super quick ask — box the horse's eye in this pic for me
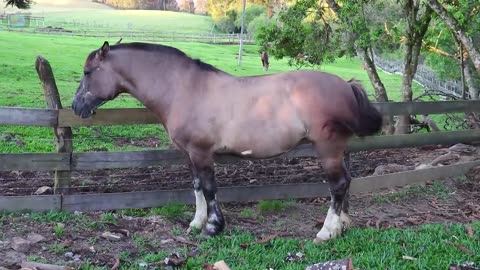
[84,70,91,76]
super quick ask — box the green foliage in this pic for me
[255,0,402,69]
[235,4,266,32]
[422,0,480,84]
[214,4,267,34]
[4,0,32,9]
[247,12,269,35]
[215,15,238,33]
[255,0,340,68]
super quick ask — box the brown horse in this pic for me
[72,41,382,243]
[261,51,269,71]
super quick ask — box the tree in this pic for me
[4,0,32,9]
[179,0,195,13]
[394,0,433,134]
[195,0,208,14]
[427,0,480,76]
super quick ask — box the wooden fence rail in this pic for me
[1,129,479,172]
[2,99,480,127]
[1,160,479,212]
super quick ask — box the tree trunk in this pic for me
[395,1,433,134]
[356,47,394,134]
[427,0,480,75]
[464,62,479,100]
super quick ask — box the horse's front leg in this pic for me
[188,152,225,236]
[188,167,208,231]
[314,157,352,243]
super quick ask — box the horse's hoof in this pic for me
[313,237,327,244]
[189,218,206,231]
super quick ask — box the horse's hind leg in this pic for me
[188,150,225,236]
[314,141,352,243]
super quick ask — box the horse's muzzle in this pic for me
[72,95,105,119]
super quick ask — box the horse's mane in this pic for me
[90,42,222,73]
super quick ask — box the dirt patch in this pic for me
[3,145,478,196]
[1,175,479,268]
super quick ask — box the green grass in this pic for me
[5,208,479,269]
[72,222,480,270]
[0,31,420,154]
[150,203,188,220]
[1,0,215,33]
[257,199,290,214]
[373,181,450,204]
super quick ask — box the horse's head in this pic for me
[72,41,122,118]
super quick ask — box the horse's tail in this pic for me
[348,79,383,137]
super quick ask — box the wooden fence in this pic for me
[0,56,480,212]
[373,53,463,98]
[5,27,255,44]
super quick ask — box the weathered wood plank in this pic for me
[62,183,332,211]
[71,129,480,170]
[62,189,194,211]
[36,56,74,194]
[348,129,480,152]
[373,100,480,116]
[72,149,187,170]
[0,195,61,211]
[350,160,480,194]
[0,153,70,171]
[62,160,480,211]
[57,100,480,127]
[58,108,159,127]
[0,107,57,126]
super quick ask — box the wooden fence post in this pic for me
[35,56,73,194]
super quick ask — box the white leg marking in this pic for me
[314,207,343,243]
[189,190,207,230]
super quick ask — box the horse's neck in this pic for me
[118,53,181,123]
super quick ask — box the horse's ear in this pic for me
[99,41,110,59]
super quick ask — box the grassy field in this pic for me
[0,30,421,153]
[1,0,215,33]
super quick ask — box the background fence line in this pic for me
[373,53,463,98]
[4,27,255,44]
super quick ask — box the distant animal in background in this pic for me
[261,51,269,71]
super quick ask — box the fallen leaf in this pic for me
[256,234,278,244]
[174,236,199,247]
[402,255,417,261]
[447,242,472,255]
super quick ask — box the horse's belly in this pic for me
[215,119,306,159]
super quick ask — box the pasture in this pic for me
[0,31,419,154]
[1,5,479,270]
